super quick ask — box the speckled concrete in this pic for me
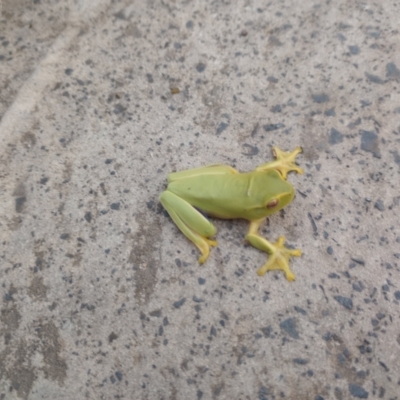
[1,1,400,399]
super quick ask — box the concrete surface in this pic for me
[1,0,400,399]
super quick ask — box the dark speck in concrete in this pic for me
[113,104,126,114]
[348,117,361,129]
[268,35,282,46]
[115,371,123,381]
[65,68,73,75]
[360,130,381,158]
[334,296,353,310]
[386,62,400,79]
[322,332,331,341]
[146,73,154,83]
[259,386,269,400]
[352,282,363,292]
[175,258,181,267]
[280,318,299,339]
[110,202,120,210]
[5,292,14,301]
[186,20,193,29]
[367,30,380,38]
[327,246,333,255]
[329,128,343,144]
[173,298,186,308]
[337,353,346,364]
[60,233,69,240]
[196,63,206,72]
[146,201,155,210]
[216,122,229,135]
[84,211,92,222]
[105,159,113,164]
[114,10,126,19]
[312,93,329,103]
[308,212,318,234]
[108,332,118,343]
[149,309,161,317]
[360,99,371,107]
[348,45,360,55]
[348,383,368,398]
[365,72,384,84]
[293,358,308,365]
[263,123,284,132]
[15,196,27,213]
[294,306,307,315]
[198,277,206,285]
[325,108,335,116]
[392,150,400,166]
[260,326,272,338]
[351,258,365,266]
[374,199,384,211]
[315,396,325,400]
[376,312,385,320]
[394,291,400,300]
[378,362,388,374]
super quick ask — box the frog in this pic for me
[159,146,303,281]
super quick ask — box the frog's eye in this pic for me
[266,199,279,209]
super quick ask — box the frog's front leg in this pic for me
[256,146,303,179]
[245,219,302,281]
[160,191,217,263]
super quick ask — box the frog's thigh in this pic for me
[160,191,217,263]
[160,191,216,237]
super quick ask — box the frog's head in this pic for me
[261,170,295,217]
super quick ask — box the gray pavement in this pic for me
[1,0,400,399]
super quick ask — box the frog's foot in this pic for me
[271,146,303,179]
[255,146,303,179]
[198,239,218,264]
[256,236,302,281]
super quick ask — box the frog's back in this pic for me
[167,170,291,220]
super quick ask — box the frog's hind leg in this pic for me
[245,218,302,281]
[160,191,217,264]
